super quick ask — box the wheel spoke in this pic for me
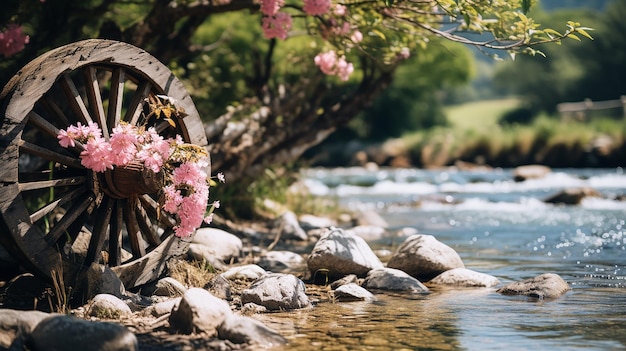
[135,200,161,247]
[59,74,93,125]
[30,186,86,223]
[45,193,95,245]
[82,66,109,139]
[19,176,86,191]
[123,198,146,258]
[19,140,83,169]
[108,200,123,266]
[125,81,152,126]
[40,96,71,127]
[27,111,61,139]
[107,68,125,128]
[84,197,114,265]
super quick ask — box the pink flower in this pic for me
[57,129,75,148]
[351,30,363,43]
[110,124,139,165]
[262,12,292,40]
[0,24,29,57]
[303,0,331,16]
[314,50,338,75]
[335,56,354,81]
[80,138,114,172]
[260,0,284,15]
[172,162,206,185]
[217,172,226,183]
[333,4,347,16]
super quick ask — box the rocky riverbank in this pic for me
[1,201,576,351]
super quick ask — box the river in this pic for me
[260,167,626,351]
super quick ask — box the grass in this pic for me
[444,97,521,130]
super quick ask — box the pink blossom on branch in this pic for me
[303,0,331,16]
[314,50,354,81]
[260,0,284,16]
[261,12,292,40]
[0,24,29,57]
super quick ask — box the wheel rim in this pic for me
[0,39,208,289]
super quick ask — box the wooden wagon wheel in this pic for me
[0,39,208,290]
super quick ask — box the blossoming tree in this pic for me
[1,0,591,186]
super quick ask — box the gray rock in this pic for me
[429,268,500,287]
[241,273,310,311]
[87,294,132,318]
[207,274,232,301]
[387,234,464,281]
[217,314,287,347]
[257,251,305,273]
[26,315,137,351]
[187,243,226,270]
[143,297,181,317]
[334,283,376,302]
[153,277,187,297]
[363,268,429,293]
[169,288,232,335]
[346,225,386,242]
[298,214,337,231]
[85,263,126,300]
[329,274,359,289]
[275,211,308,241]
[191,227,242,263]
[221,264,267,281]
[0,310,51,349]
[352,209,389,228]
[307,228,384,280]
[497,273,570,299]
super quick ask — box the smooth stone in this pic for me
[298,214,337,231]
[274,211,308,241]
[429,268,500,287]
[334,283,376,302]
[256,251,305,273]
[142,277,187,297]
[191,227,242,263]
[221,264,267,281]
[307,228,384,280]
[27,315,137,351]
[387,234,465,281]
[0,310,51,349]
[497,273,570,299]
[87,294,132,318]
[217,314,287,347]
[329,274,360,290]
[169,288,232,335]
[362,268,429,293]
[352,209,389,228]
[143,297,181,317]
[206,274,232,300]
[346,225,386,242]
[241,273,310,311]
[187,243,226,270]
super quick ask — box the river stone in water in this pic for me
[241,273,310,311]
[363,268,429,293]
[0,310,51,349]
[87,294,132,318]
[429,268,500,287]
[497,273,570,299]
[169,288,232,335]
[307,228,384,280]
[334,283,376,302]
[387,234,464,281]
[27,315,137,351]
[217,314,287,347]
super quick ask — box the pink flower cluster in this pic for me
[314,50,354,81]
[0,24,29,57]
[303,0,331,16]
[58,122,217,238]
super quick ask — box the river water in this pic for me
[261,167,626,351]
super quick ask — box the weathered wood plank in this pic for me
[18,176,86,191]
[84,197,113,265]
[83,66,109,139]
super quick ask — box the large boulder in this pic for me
[387,234,464,281]
[307,228,384,280]
[497,273,570,299]
[241,273,310,311]
[0,310,51,349]
[26,315,137,351]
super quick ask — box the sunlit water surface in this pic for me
[261,168,626,351]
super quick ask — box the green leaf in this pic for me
[576,28,594,40]
[371,29,387,40]
[463,13,470,26]
[522,0,531,14]
[384,0,394,6]
[567,33,581,41]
